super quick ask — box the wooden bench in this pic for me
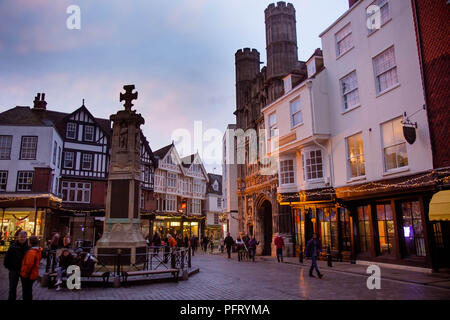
[121,269,179,286]
[47,271,110,288]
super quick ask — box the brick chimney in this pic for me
[33,92,47,110]
[349,0,358,8]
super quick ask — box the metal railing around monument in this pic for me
[44,245,192,277]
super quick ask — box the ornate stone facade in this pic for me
[234,2,307,257]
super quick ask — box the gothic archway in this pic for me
[258,200,273,256]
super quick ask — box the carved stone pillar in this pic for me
[95,85,147,266]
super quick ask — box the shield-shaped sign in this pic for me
[403,125,416,144]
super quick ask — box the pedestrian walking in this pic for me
[224,233,234,259]
[190,235,196,256]
[274,233,285,263]
[219,237,225,254]
[248,236,259,262]
[20,235,42,300]
[210,236,214,253]
[184,235,189,248]
[3,231,29,300]
[202,235,209,253]
[55,249,76,291]
[305,233,323,279]
[236,236,245,262]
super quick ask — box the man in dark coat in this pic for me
[152,232,161,253]
[305,233,323,278]
[224,233,234,259]
[3,231,29,300]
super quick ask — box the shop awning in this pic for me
[429,190,450,221]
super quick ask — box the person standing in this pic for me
[152,232,161,253]
[235,236,244,262]
[305,233,323,279]
[3,231,29,300]
[202,235,209,253]
[20,235,42,300]
[209,236,214,253]
[190,235,196,256]
[274,234,285,263]
[248,236,259,262]
[63,233,71,249]
[224,233,234,259]
[167,234,177,248]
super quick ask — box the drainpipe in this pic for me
[307,81,334,187]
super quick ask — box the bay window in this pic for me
[302,150,324,181]
[61,181,91,203]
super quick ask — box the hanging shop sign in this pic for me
[403,121,417,145]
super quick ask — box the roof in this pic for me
[318,0,361,37]
[0,106,65,127]
[0,105,111,137]
[153,143,174,159]
[207,173,222,195]
[181,154,196,168]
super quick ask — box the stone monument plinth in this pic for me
[95,85,147,266]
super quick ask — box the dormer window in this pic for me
[66,122,77,139]
[212,180,219,191]
[166,153,175,165]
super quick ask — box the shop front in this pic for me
[281,172,444,269]
[0,193,62,251]
[281,190,351,260]
[142,213,203,243]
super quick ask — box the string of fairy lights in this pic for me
[277,170,450,202]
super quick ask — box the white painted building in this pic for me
[262,0,436,267]
[205,173,224,241]
[0,94,64,246]
[0,120,63,194]
[320,0,433,187]
[152,144,208,239]
[222,124,239,239]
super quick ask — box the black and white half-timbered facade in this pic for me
[139,132,157,226]
[0,94,158,248]
[54,103,112,246]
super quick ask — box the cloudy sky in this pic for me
[0,0,348,173]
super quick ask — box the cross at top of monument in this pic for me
[120,84,138,111]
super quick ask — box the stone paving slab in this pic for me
[270,256,450,288]
[1,252,449,300]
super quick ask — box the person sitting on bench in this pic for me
[78,252,97,277]
[55,249,77,291]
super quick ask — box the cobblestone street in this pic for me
[1,251,449,300]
